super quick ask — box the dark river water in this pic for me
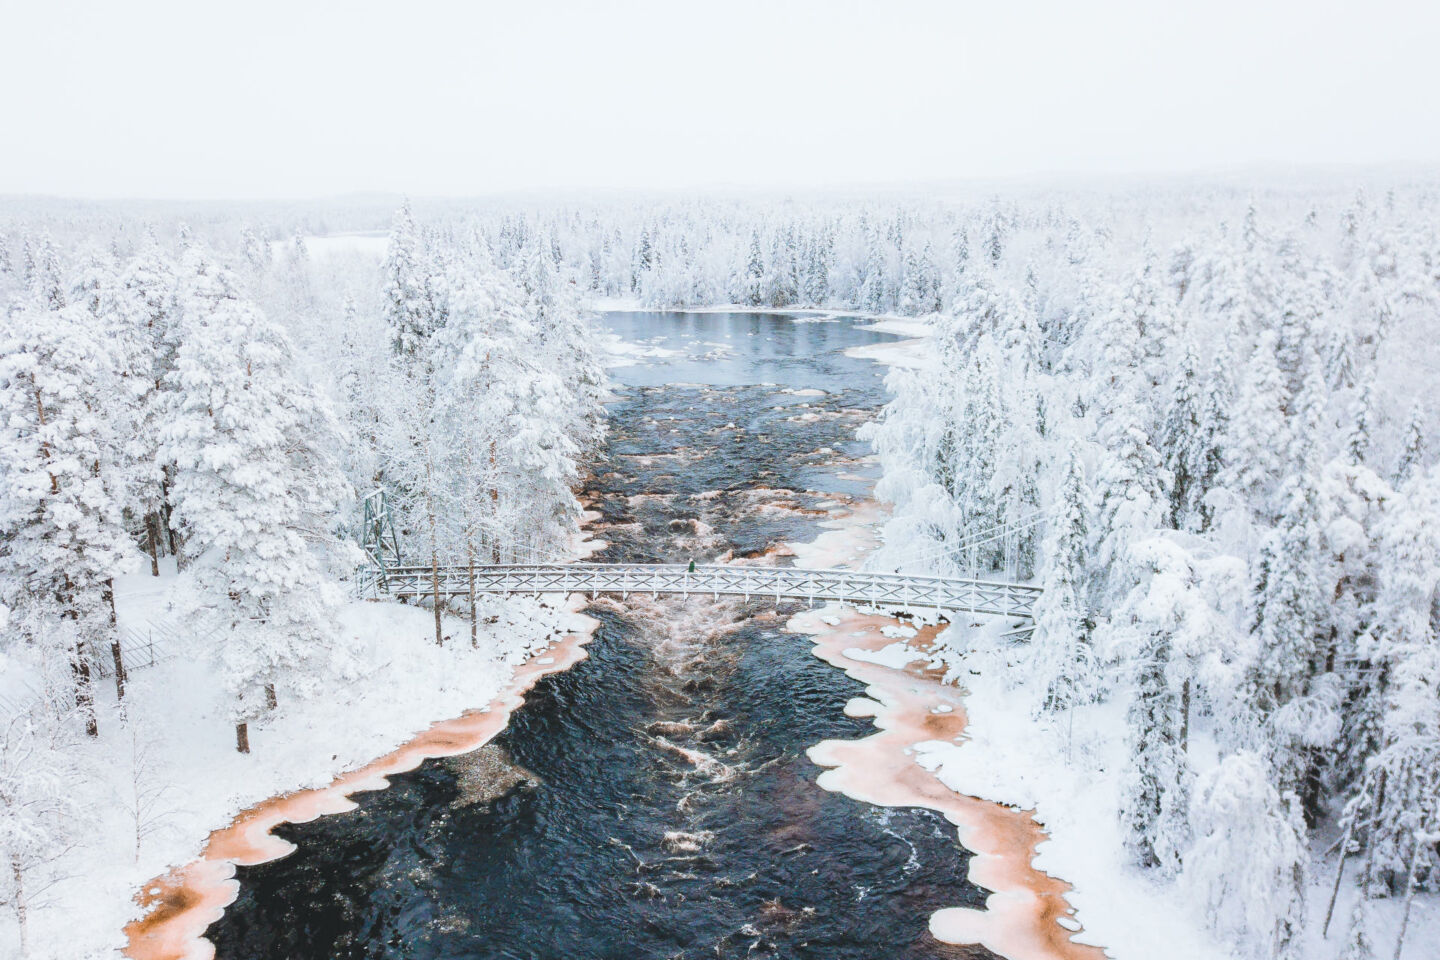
[208,312,996,960]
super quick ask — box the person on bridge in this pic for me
[687,559,696,573]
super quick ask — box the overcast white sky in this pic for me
[1,0,1437,199]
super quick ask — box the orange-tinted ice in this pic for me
[123,608,599,960]
[792,607,1108,960]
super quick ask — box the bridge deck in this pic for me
[363,563,1040,620]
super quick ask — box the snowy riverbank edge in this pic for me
[9,576,596,959]
[789,308,1436,960]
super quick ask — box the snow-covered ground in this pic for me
[906,617,1438,960]
[5,561,589,960]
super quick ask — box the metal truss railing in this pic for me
[364,562,1040,619]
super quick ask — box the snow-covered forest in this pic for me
[0,204,607,956]
[1,175,1437,959]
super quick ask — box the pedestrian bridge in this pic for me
[359,563,1041,620]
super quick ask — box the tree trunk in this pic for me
[1180,678,1191,753]
[468,546,478,648]
[235,722,250,754]
[161,469,180,563]
[425,429,443,647]
[73,641,97,737]
[11,854,27,959]
[105,578,127,701]
[110,640,127,701]
[264,683,277,711]
[145,512,161,576]
[489,440,501,564]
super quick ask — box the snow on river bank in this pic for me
[3,560,591,960]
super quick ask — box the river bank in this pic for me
[123,598,601,960]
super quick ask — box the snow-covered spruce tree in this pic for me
[1348,466,1440,898]
[1317,446,1392,792]
[1118,537,1238,756]
[1159,340,1203,529]
[1345,382,1373,466]
[763,231,797,308]
[1392,399,1427,486]
[1340,899,1374,960]
[1090,396,1168,605]
[1027,446,1097,714]
[518,241,608,458]
[1182,751,1307,960]
[383,201,436,358]
[31,236,65,311]
[0,304,134,737]
[1188,347,1234,532]
[1324,325,1357,391]
[1226,331,1290,518]
[859,237,888,315]
[1247,373,1339,816]
[162,252,350,753]
[432,267,528,640]
[1119,620,1190,875]
[742,231,765,307]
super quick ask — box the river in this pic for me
[205,310,998,960]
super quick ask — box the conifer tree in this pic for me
[1120,626,1190,875]
[743,231,765,307]
[33,236,65,311]
[0,305,134,737]
[1345,383,1373,465]
[1159,342,1202,528]
[384,202,435,357]
[1227,332,1290,517]
[1182,752,1307,960]
[1091,401,1168,601]
[1028,447,1096,712]
[1189,349,1233,531]
[162,252,349,753]
[1392,400,1426,486]
[860,239,887,314]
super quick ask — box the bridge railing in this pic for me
[363,562,1040,619]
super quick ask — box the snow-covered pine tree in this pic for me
[115,243,182,572]
[162,252,350,753]
[0,305,134,737]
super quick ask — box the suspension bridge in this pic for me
[358,562,1042,619]
[356,493,1043,621]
